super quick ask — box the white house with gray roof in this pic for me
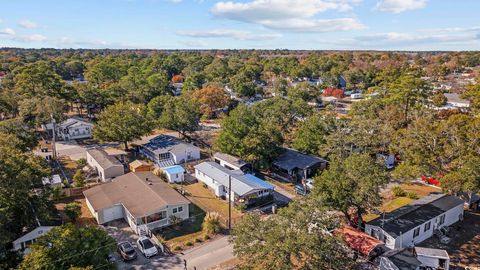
[194,161,274,206]
[86,148,124,182]
[365,193,464,250]
[44,117,94,141]
[138,135,200,168]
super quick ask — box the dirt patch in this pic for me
[420,210,480,269]
[54,196,96,227]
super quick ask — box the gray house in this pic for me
[271,148,327,182]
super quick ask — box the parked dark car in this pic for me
[117,241,137,261]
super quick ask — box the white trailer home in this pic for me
[365,193,464,250]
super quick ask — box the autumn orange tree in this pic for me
[172,74,184,83]
[192,85,229,118]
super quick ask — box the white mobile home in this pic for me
[194,161,274,206]
[138,135,200,168]
[365,193,464,249]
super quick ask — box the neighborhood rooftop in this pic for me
[86,148,122,168]
[83,171,190,218]
[414,247,449,259]
[273,148,327,171]
[213,152,248,169]
[142,135,195,156]
[194,161,273,196]
[368,193,464,238]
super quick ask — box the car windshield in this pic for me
[120,243,133,251]
[141,239,154,249]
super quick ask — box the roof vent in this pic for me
[148,182,153,185]
[145,178,149,182]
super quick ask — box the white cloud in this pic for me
[17,20,38,29]
[375,0,426,13]
[261,18,364,32]
[0,27,15,35]
[211,0,364,32]
[176,29,282,40]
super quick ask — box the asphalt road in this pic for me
[108,222,234,270]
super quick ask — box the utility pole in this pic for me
[228,174,232,230]
[51,114,57,160]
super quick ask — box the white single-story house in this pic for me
[194,161,274,206]
[83,172,190,234]
[42,174,62,188]
[365,193,464,249]
[86,148,124,182]
[213,152,252,172]
[43,117,94,141]
[12,226,56,254]
[138,135,200,168]
[162,165,185,183]
[415,247,450,270]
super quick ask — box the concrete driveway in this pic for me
[105,222,234,270]
[55,140,120,161]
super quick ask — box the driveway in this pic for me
[106,222,234,270]
[55,140,120,161]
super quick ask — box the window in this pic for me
[438,214,445,225]
[424,221,431,232]
[413,227,420,238]
[145,210,167,223]
[173,206,184,214]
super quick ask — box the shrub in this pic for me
[51,186,63,200]
[203,234,210,241]
[195,238,202,243]
[64,202,81,222]
[185,241,193,246]
[202,212,222,234]
[173,246,182,251]
[406,192,418,199]
[76,158,87,168]
[202,183,208,189]
[235,203,246,212]
[392,186,406,197]
[73,169,85,188]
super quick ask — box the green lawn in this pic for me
[157,204,206,246]
[364,197,414,222]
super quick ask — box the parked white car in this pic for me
[137,236,158,258]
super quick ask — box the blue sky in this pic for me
[0,0,479,50]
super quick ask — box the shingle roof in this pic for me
[87,148,122,169]
[83,172,190,218]
[368,193,464,238]
[194,162,273,196]
[272,148,327,171]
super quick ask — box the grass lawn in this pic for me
[160,204,206,246]
[364,182,440,222]
[183,182,243,225]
